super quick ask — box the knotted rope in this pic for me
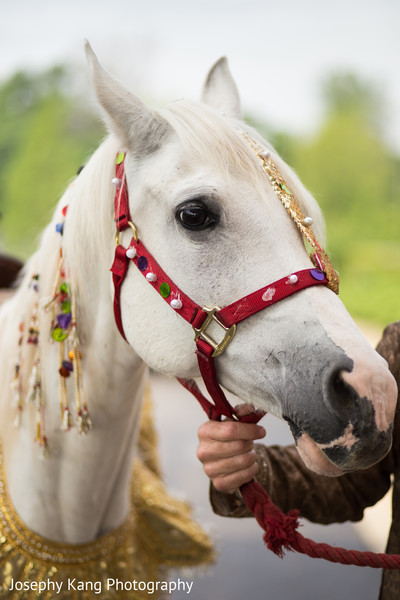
[240,479,400,568]
[231,404,400,569]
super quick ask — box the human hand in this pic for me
[197,412,266,494]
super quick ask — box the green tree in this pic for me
[292,73,400,325]
[0,66,103,256]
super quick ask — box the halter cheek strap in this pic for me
[110,149,335,423]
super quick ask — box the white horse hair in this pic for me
[0,43,396,546]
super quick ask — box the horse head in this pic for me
[85,42,397,478]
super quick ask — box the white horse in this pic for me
[0,42,396,555]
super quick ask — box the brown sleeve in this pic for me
[210,443,393,522]
[211,322,400,523]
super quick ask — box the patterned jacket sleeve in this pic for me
[210,322,400,523]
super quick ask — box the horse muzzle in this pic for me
[283,362,397,476]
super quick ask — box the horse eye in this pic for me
[177,202,216,230]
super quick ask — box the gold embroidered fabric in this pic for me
[0,393,214,598]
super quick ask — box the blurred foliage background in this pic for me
[0,65,398,326]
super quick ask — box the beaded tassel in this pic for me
[45,243,91,435]
[27,291,47,454]
[54,202,90,434]
[15,204,91,452]
[45,249,73,432]
[25,282,48,455]
[58,342,71,431]
[11,322,25,427]
[70,291,91,434]
[27,348,47,458]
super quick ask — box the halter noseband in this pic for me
[110,137,339,423]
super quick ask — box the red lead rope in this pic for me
[111,152,400,569]
[184,350,400,568]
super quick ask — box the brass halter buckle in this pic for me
[193,307,237,357]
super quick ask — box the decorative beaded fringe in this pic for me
[12,205,91,455]
[44,249,92,436]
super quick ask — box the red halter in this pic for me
[110,151,330,423]
[110,149,400,570]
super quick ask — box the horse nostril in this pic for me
[332,370,351,400]
[326,368,359,413]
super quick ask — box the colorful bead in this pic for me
[52,327,67,342]
[159,282,171,298]
[62,360,73,371]
[60,282,70,295]
[116,152,125,165]
[280,183,291,195]
[30,274,39,292]
[56,313,71,329]
[310,269,325,281]
[59,366,71,378]
[126,247,137,259]
[61,300,71,314]
[170,298,182,310]
[55,223,64,235]
[138,256,148,271]
[262,288,276,302]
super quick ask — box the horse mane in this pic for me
[160,100,326,244]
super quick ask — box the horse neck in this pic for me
[1,138,148,543]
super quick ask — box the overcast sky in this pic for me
[2,0,400,150]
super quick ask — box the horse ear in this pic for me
[202,57,242,120]
[84,40,170,155]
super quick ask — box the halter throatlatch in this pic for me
[110,136,400,569]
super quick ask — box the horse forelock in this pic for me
[161,101,269,180]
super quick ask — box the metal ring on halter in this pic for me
[115,221,138,247]
[193,307,237,358]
